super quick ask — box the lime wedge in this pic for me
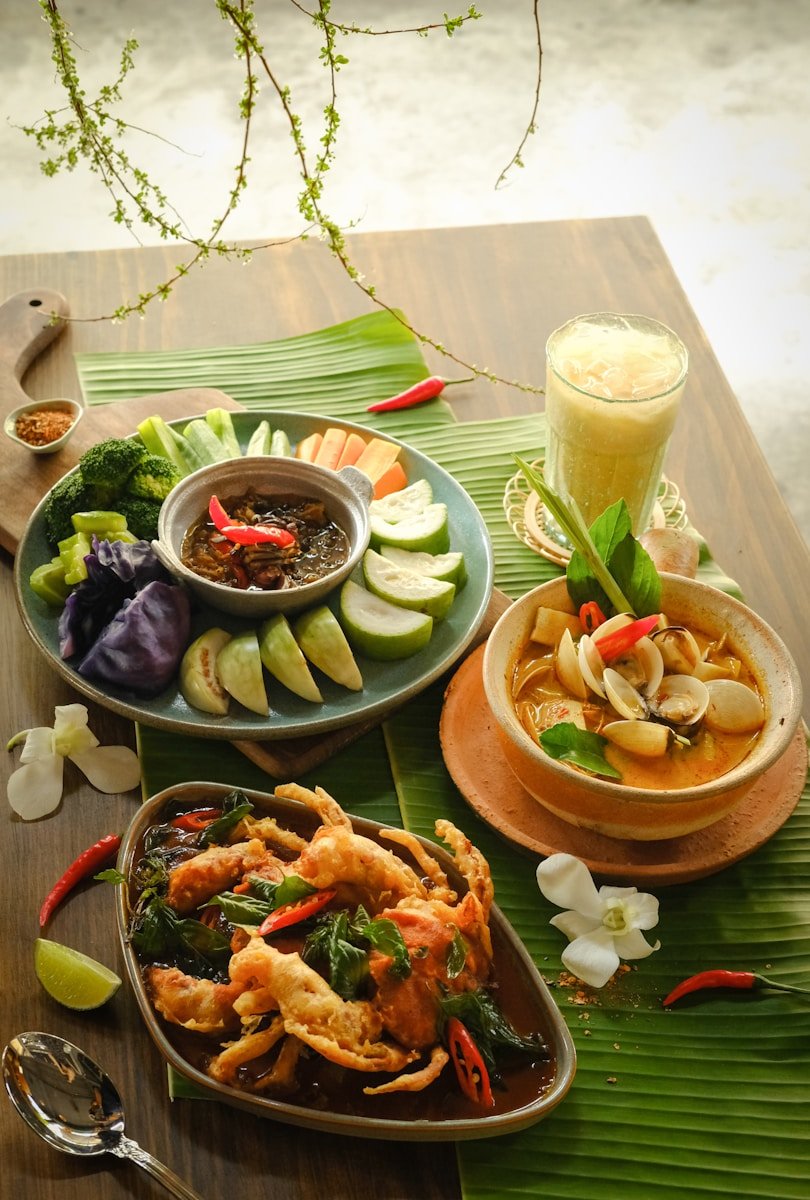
[34,938,122,1011]
[362,548,456,619]
[369,503,450,555]
[339,580,433,660]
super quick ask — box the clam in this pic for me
[649,674,709,737]
[603,668,648,720]
[578,634,607,698]
[704,679,765,734]
[609,636,664,698]
[651,625,701,675]
[603,720,673,758]
[554,627,587,699]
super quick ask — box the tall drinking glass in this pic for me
[544,312,688,543]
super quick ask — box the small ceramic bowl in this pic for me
[153,456,373,617]
[3,397,83,455]
[483,575,803,841]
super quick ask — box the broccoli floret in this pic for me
[126,454,182,502]
[114,498,163,542]
[79,438,147,501]
[43,472,96,545]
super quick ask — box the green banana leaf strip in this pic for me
[97,315,806,1195]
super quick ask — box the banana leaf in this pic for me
[90,314,808,1196]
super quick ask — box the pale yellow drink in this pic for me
[544,313,688,538]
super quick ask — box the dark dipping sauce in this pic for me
[181,489,350,591]
[128,804,559,1126]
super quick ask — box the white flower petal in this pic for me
[7,757,64,820]
[624,892,660,931]
[54,704,98,757]
[550,910,602,941]
[536,853,603,920]
[69,746,141,794]
[599,885,640,902]
[615,927,661,960]
[561,927,620,988]
[19,727,56,763]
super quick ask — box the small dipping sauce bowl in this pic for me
[4,397,84,455]
[153,456,373,618]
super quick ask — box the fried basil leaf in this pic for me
[439,988,549,1077]
[199,791,254,846]
[446,926,468,980]
[303,910,370,1000]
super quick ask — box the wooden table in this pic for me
[1,218,807,1199]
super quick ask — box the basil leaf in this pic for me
[199,790,253,846]
[539,721,622,779]
[361,917,412,980]
[446,927,467,980]
[439,988,549,1075]
[272,874,316,908]
[303,911,370,999]
[95,867,126,885]
[206,891,273,925]
[566,498,661,617]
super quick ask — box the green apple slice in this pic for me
[369,503,450,555]
[362,548,455,619]
[369,478,433,523]
[293,606,363,691]
[259,614,323,703]
[215,632,269,715]
[339,580,433,661]
[378,545,467,591]
[180,627,233,715]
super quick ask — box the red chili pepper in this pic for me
[446,1017,494,1107]
[257,889,337,937]
[39,833,122,928]
[663,969,810,1007]
[366,375,474,413]
[171,808,221,833]
[579,601,607,634]
[208,495,296,548]
[594,613,661,662]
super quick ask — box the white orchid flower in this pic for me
[7,703,141,821]
[536,853,661,988]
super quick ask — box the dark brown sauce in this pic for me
[128,802,558,1124]
[181,490,349,591]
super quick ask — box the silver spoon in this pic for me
[3,1031,203,1200]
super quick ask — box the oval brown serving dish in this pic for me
[116,781,576,1141]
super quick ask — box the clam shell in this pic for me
[649,673,709,736]
[554,627,587,699]
[608,636,664,698]
[704,679,765,734]
[603,668,648,720]
[651,625,701,675]
[603,720,672,758]
[578,634,607,698]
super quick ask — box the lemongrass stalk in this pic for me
[514,455,634,614]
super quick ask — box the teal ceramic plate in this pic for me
[14,411,493,740]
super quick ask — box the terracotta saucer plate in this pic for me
[440,645,808,886]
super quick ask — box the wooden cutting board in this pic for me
[2,287,511,778]
[0,287,241,556]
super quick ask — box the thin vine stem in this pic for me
[25,0,543,395]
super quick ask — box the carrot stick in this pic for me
[296,432,323,462]
[314,427,348,470]
[373,461,408,499]
[335,431,368,470]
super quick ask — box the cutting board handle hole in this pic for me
[29,299,43,308]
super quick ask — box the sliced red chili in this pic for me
[594,613,660,662]
[220,522,296,547]
[579,601,607,634]
[39,833,122,928]
[446,1017,494,1107]
[208,494,296,547]
[171,808,221,833]
[366,375,474,413]
[257,889,337,936]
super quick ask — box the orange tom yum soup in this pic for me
[511,607,766,790]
